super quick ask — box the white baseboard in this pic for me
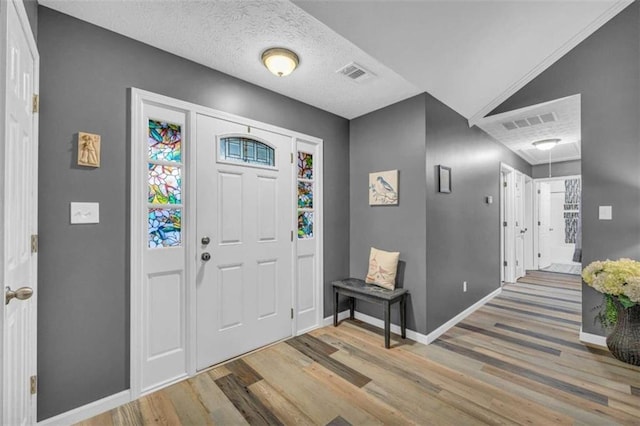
[322,286,502,346]
[579,327,607,348]
[37,389,131,425]
[425,287,502,344]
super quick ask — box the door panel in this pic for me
[514,172,525,279]
[196,114,293,370]
[2,1,38,424]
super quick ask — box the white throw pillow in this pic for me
[365,247,400,290]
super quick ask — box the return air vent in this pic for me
[501,112,557,131]
[336,62,375,83]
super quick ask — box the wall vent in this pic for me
[337,62,375,83]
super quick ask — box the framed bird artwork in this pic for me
[369,170,399,205]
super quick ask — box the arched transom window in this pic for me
[219,136,275,167]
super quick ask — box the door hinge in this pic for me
[291,308,294,319]
[32,94,39,113]
[515,221,519,227]
[503,181,507,187]
[503,221,507,227]
[516,260,519,266]
[538,221,541,226]
[30,376,37,395]
[31,234,38,253]
[538,253,541,258]
[291,230,294,241]
[503,261,507,267]
[537,189,541,194]
[291,153,294,164]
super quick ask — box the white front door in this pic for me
[1,0,39,423]
[538,182,552,269]
[195,114,293,370]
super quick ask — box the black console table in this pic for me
[332,278,408,348]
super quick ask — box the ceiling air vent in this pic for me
[337,62,375,83]
[501,112,557,131]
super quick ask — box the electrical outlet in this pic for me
[463,281,467,292]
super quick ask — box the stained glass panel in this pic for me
[148,119,182,162]
[148,208,181,248]
[297,182,313,209]
[148,164,181,204]
[298,211,313,239]
[298,152,313,179]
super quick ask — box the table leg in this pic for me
[400,296,406,339]
[333,288,338,327]
[349,297,355,320]
[384,301,391,349]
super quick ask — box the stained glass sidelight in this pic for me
[148,164,181,204]
[148,208,181,248]
[148,119,182,162]
[298,211,313,239]
[297,152,313,179]
[297,181,313,209]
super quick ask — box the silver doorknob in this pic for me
[201,252,211,262]
[5,286,33,305]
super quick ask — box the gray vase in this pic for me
[606,298,640,366]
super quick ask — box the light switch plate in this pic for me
[70,202,100,224]
[599,205,612,220]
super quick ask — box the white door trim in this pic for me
[130,88,323,401]
[532,175,581,270]
[1,0,39,422]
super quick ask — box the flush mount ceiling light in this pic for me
[261,48,299,77]
[532,138,560,151]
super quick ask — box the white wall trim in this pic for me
[37,390,131,426]
[425,287,502,343]
[579,327,607,348]
[467,0,633,127]
[323,286,501,345]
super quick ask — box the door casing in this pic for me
[130,88,324,399]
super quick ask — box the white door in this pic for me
[1,0,39,424]
[514,172,525,279]
[196,114,293,370]
[538,182,552,269]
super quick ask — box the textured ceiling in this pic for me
[39,0,630,124]
[295,0,630,123]
[475,95,581,165]
[39,0,420,119]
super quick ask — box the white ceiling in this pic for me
[39,0,630,126]
[475,94,581,165]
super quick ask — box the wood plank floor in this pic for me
[77,271,640,425]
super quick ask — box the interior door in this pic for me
[538,182,552,269]
[514,172,525,279]
[196,114,293,370]
[2,0,39,424]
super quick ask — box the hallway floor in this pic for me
[78,271,640,425]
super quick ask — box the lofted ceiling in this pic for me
[38,0,631,124]
[475,95,581,165]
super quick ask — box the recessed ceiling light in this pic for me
[532,138,560,151]
[261,48,299,77]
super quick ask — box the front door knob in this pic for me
[201,252,211,262]
[5,286,33,305]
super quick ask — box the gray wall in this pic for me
[349,94,428,333]
[490,2,639,336]
[23,0,37,40]
[425,93,531,333]
[532,160,581,179]
[37,7,349,420]
[349,93,531,335]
